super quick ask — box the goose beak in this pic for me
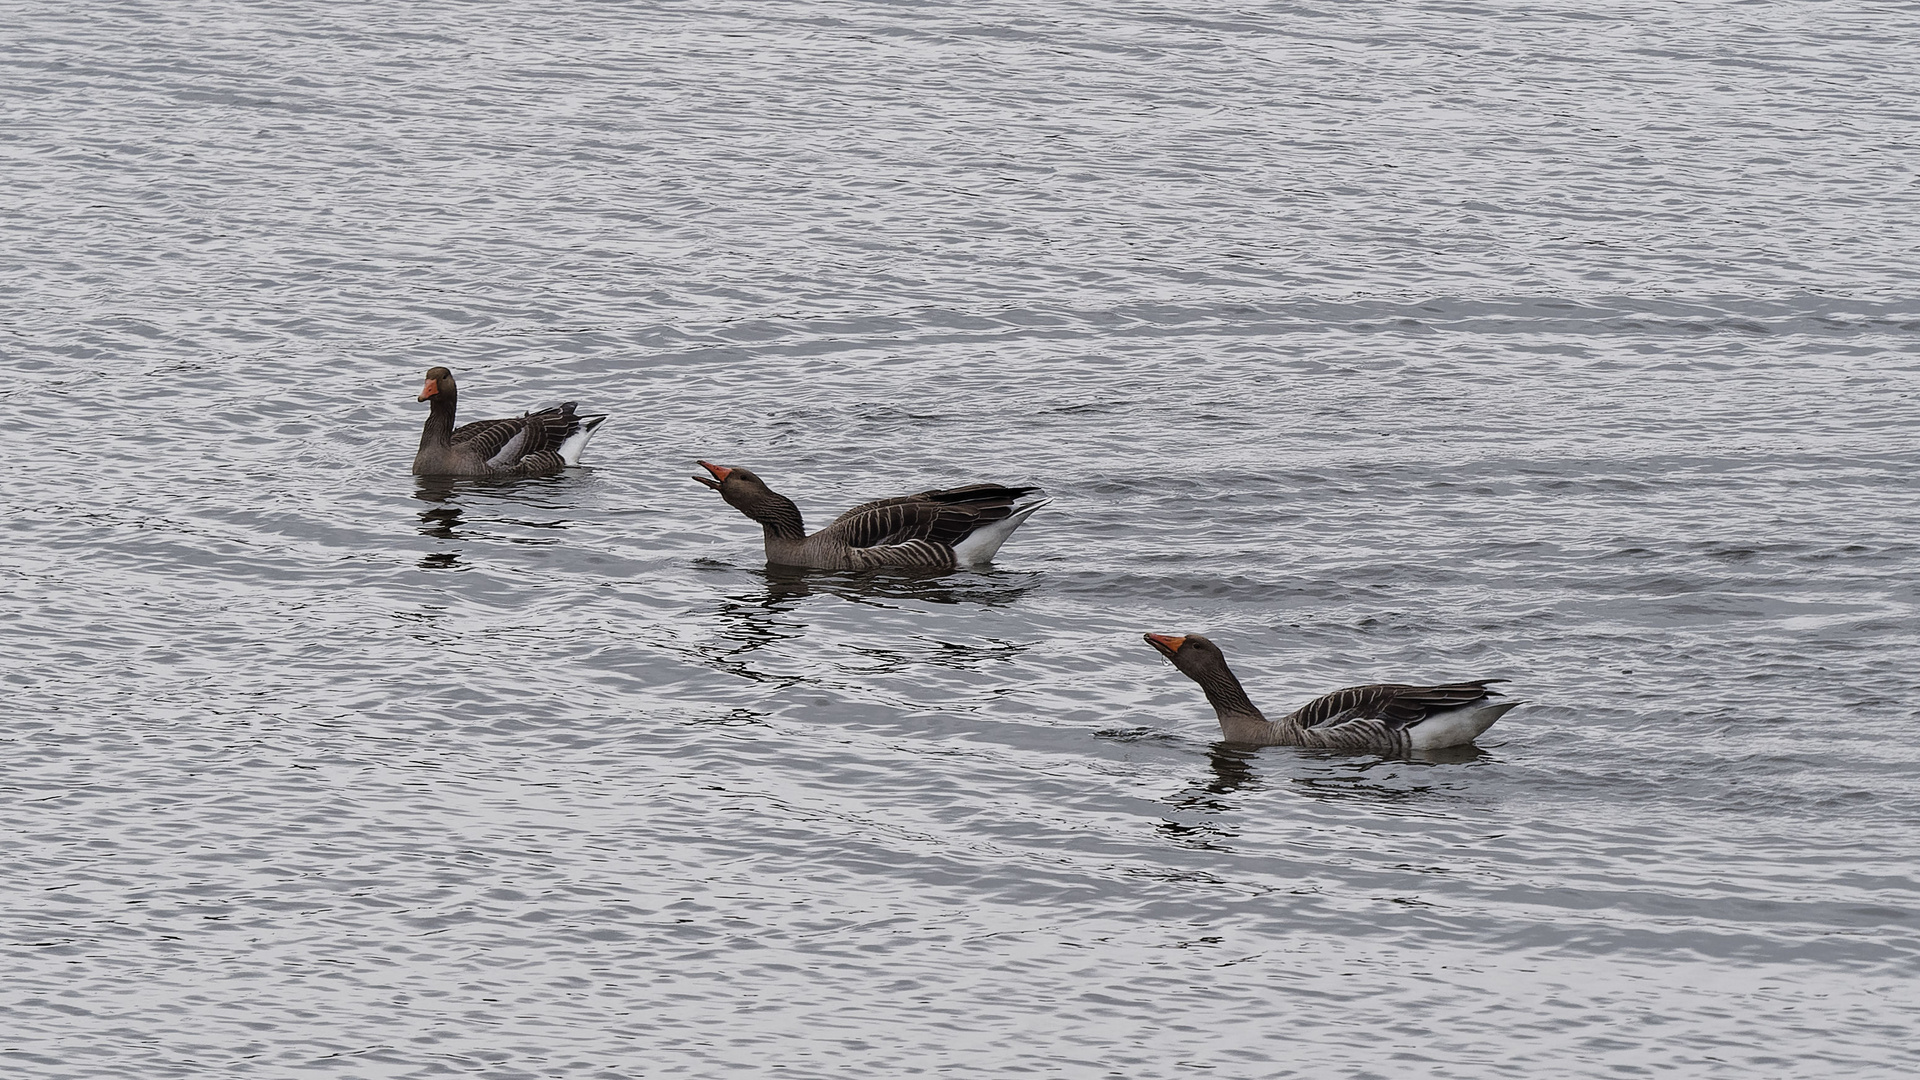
[693,460,731,489]
[1143,633,1187,657]
[417,380,439,402]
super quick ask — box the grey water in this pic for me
[4,2,1918,1076]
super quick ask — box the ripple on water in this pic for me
[5,1,1920,1077]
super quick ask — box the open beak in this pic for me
[1143,633,1187,658]
[692,460,732,490]
[417,380,439,402]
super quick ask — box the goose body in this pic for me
[412,366,607,478]
[694,460,1046,571]
[1143,633,1518,752]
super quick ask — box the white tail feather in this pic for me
[952,499,1048,565]
[559,414,607,467]
[1409,700,1521,750]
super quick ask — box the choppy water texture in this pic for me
[5,2,1919,1077]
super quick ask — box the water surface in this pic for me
[4,2,1918,1077]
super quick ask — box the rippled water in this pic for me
[5,2,1919,1077]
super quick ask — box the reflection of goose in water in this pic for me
[688,565,1039,686]
[693,461,1046,571]
[1112,708,1287,856]
[701,589,809,686]
[412,476,579,542]
[413,475,462,506]
[1144,633,1519,753]
[756,565,1039,609]
[1284,750,1495,813]
[1153,745,1263,851]
[412,367,606,478]
[1155,742,1491,852]
[416,500,464,541]
[411,477,465,568]
[1200,744,1260,798]
[410,476,581,571]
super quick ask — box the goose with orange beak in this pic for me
[693,460,1046,571]
[412,366,606,477]
[1143,632,1519,752]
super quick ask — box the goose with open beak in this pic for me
[693,460,1047,571]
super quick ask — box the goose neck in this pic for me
[746,492,807,542]
[1195,661,1267,726]
[420,392,457,449]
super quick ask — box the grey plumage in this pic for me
[1143,632,1519,752]
[412,366,606,478]
[693,461,1046,571]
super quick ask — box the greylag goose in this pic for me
[412,366,606,477]
[693,461,1046,570]
[1143,633,1519,752]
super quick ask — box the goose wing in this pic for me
[821,480,1036,545]
[448,417,529,460]
[1290,680,1506,731]
[822,497,967,550]
[826,484,1041,550]
[450,403,582,465]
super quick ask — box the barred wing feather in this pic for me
[1291,680,1507,730]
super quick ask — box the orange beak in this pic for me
[1143,633,1187,657]
[417,380,439,402]
[693,460,732,490]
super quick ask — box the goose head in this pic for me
[1145,631,1267,724]
[417,366,457,403]
[1144,632,1228,681]
[692,460,799,524]
[692,459,757,500]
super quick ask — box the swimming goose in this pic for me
[693,461,1046,570]
[1143,633,1519,752]
[412,367,606,477]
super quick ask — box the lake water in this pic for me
[4,2,1918,1077]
